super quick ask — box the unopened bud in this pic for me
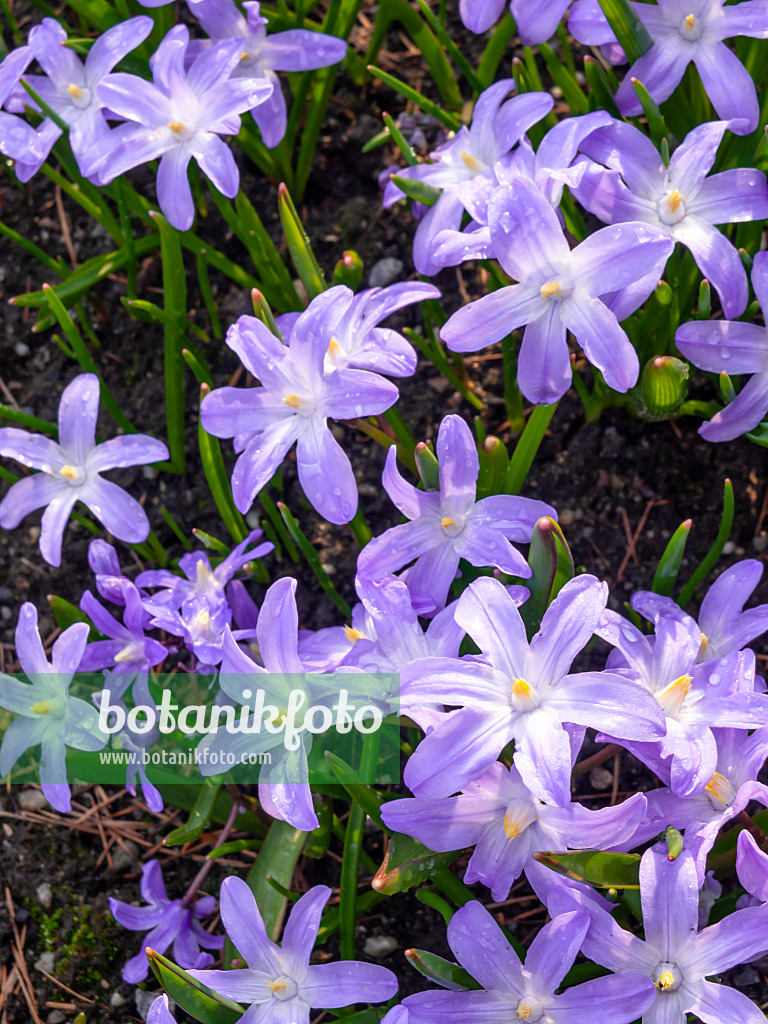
[637,355,689,421]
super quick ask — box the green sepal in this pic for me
[415,441,440,490]
[519,517,575,638]
[278,182,327,299]
[597,0,654,63]
[651,518,692,597]
[405,949,481,991]
[476,435,510,499]
[532,850,641,889]
[164,782,222,847]
[372,833,461,896]
[331,250,364,289]
[147,949,244,1024]
[719,371,736,404]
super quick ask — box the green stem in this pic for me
[339,729,380,959]
[505,402,558,495]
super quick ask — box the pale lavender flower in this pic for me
[91,25,273,230]
[188,877,397,1020]
[189,0,347,147]
[0,604,105,814]
[460,0,573,45]
[356,415,555,615]
[441,178,674,403]
[109,859,224,983]
[400,574,666,805]
[87,539,139,606]
[0,46,46,170]
[0,373,169,567]
[382,760,647,901]
[201,286,398,525]
[402,902,655,1024]
[7,16,153,180]
[383,80,553,275]
[574,119,768,318]
[569,0,768,132]
[549,843,768,1024]
[597,610,768,796]
[677,251,768,439]
[737,829,768,903]
[146,995,175,1024]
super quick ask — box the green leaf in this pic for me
[389,173,440,207]
[504,402,558,495]
[47,595,93,635]
[147,950,244,1024]
[242,820,308,948]
[372,833,462,896]
[651,518,692,597]
[366,65,461,130]
[533,850,641,889]
[630,78,668,150]
[476,436,510,500]
[597,0,654,63]
[325,750,389,829]
[405,949,481,991]
[164,783,222,847]
[520,517,575,637]
[198,385,250,545]
[278,183,327,299]
[381,112,418,166]
[278,504,351,618]
[539,42,589,114]
[677,479,734,607]
[151,210,187,474]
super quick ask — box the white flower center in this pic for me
[168,120,194,143]
[655,674,692,719]
[460,149,490,177]
[652,961,683,992]
[30,696,66,719]
[268,975,298,1002]
[679,12,703,40]
[510,677,542,713]
[114,640,145,664]
[282,393,316,417]
[59,464,86,487]
[704,770,736,809]
[67,82,92,109]
[516,995,544,1021]
[657,189,687,225]
[503,798,538,840]
[440,514,466,537]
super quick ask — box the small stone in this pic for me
[246,510,261,530]
[14,342,30,357]
[559,509,575,527]
[0,607,10,621]
[112,839,140,872]
[36,883,52,907]
[28,526,41,543]
[47,1011,66,1024]
[19,788,47,811]
[34,951,55,973]
[142,465,158,480]
[3,823,12,837]
[293,278,310,306]
[731,965,760,986]
[589,766,614,791]
[368,257,403,289]
[135,987,159,1020]
[722,540,736,555]
[101,978,111,990]
[752,533,768,552]
[0,586,13,601]
[110,991,126,1007]
[363,935,398,957]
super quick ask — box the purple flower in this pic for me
[441,179,674,403]
[91,25,273,230]
[357,415,556,615]
[737,829,768,903]
[574,119,768,318]
[189,0,347,147]
[570,0,768,133]
[109,859,224,983]
[7,16,153,180]
[0,374,169,567]
[0,604,105,814]
[460,0,572,45]
[382,760,647,901]
[0,46,46,170]
[402,901,655,1024]
[549,842,768,1024]
[597,609,768,796]
[188,877,398,1020]
[200,286,398,525]
[383,80,553,275]
[677,251,768,439]
[400,574,666,805]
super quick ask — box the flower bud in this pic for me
[635,355,689,421]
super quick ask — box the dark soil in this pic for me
[2,3,768,1022]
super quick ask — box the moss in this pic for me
[29,897,120,989]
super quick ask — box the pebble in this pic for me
[36,883,53,907]
[135,988,159,1020]
[47,1012,66,1024]
[14,342,30,357]
[28,526,41,543]
[142,465,158,480]
[363,935,398,957]
[559,509,575,527]
[753,533,768,552]
[368,257,403,288]
[0,587,12,602]
[731,965,760,986]
[19,788,47,811]
[246,510,261,530]
[110,991,126,1007]
[722,540,736,555]
[0,607,10,621]
[34,951,55,973]
[112,839,140,872]
[589,766,614,790]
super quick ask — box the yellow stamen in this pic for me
[705,771,732,807]
[656,674,692,717]
[460,150,481,173]
[67,83,82,99]
[684,13,696,29]
[241,51,249,61]
[282,394,301,408]
[503,812,521,840]
[191,609,211,631]
[516,997,540,1020]
[328,338,341,354]
[656,971,676,990]
[667,189,682,213]
[344,626,366,643]
[540,280,560,298]
[168,121,185,134]
[30,700,55,715]
[512,677,532,698]
[114,646,137,663]
[441,516,456,530]
[699,633,709,656]
[59,465,79,480]
[268,980,287,993]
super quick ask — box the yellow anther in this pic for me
[241,51,249,61]
[282,394,302,408]
[515,997,541,1020]
[328,338,341,354]
[460,150,482,173]
[30,700,55,715]
[667,189,682,213]
[684,13,696,28]
[503,812,521,840]
[512,677,532,697]
[441,516,456,530]
[168,121,185,134]
[67,83,82,99]
[699,633,709,655]
[114,645,137,663]
[656,971,676,991]
[344,626,366,643]
[656,674,692,717]
[60,465,79,480]
[540,280,560,298]
[705,771,733,807]
[191,609,211,631]
[268,980,287,993]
